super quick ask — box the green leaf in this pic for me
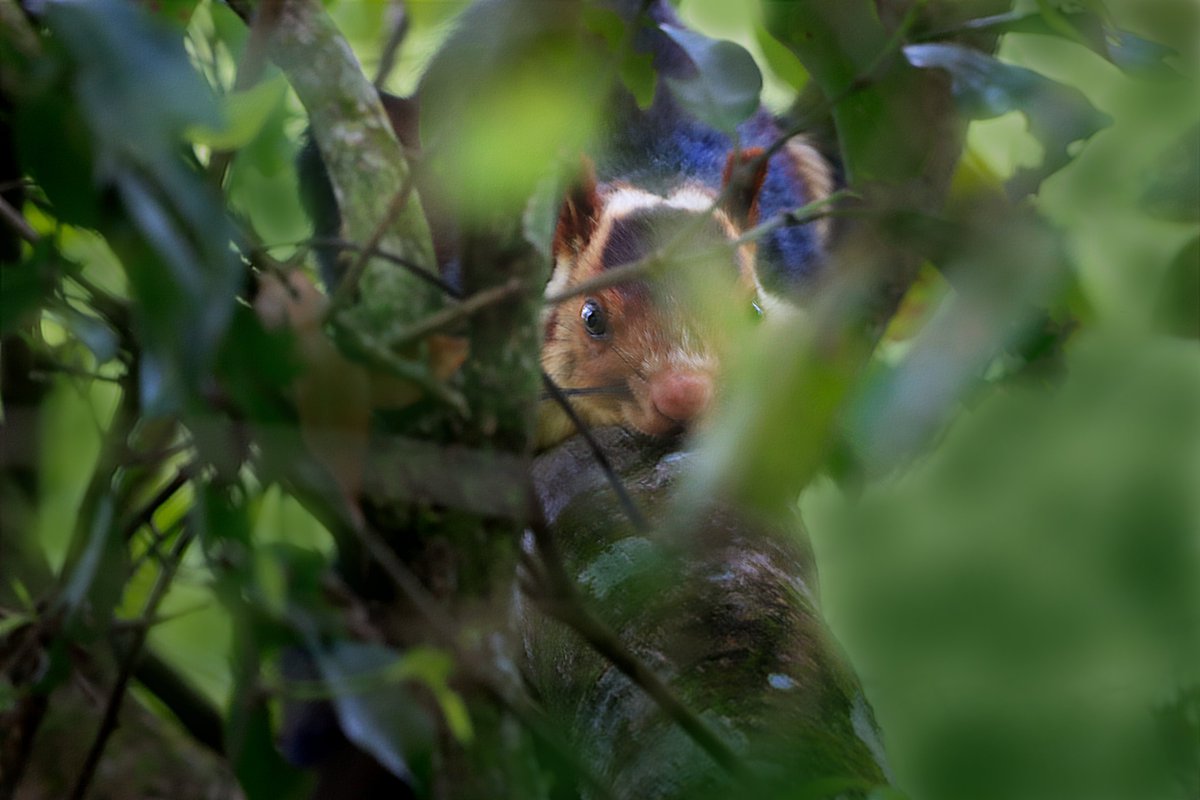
[186,76,289,151]
[903,43,1111,196]
[394,647,473,744]
[753,23,810,93]
[661,24,763,133]
[581,6,624,48]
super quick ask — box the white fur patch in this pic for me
[601,185,665,218]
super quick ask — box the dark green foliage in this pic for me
[0,0,1196,798]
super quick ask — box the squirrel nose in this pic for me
[650,371,713,423]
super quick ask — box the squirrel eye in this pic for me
[581,299,608,338]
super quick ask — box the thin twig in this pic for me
[373,1,410,90]
[539,385,629,401]
[0,177,34,193]
[544,252,661,306]
[69,527,196,800]
[524,497,747,780]
[540,372,649,534]
[734,189,858,246]
[914,11,1025,42]
[119,468,194,542]
[0,194,39,244]
[29,365,123,385]
[286,237,462,297]
[386,277,526,347]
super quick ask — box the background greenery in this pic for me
[1,0,1197,798]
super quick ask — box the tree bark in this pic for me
[527,429,887,798]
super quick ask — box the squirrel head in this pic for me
[539,151,769,448]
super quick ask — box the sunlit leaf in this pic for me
[186,75,289,151]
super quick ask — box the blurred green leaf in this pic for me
[0,678,15,714]
[951,10,1179,77]
[753,23,810,93]
[1153,684,1200,799]
[822,333,1200,800]
[661,24,763,133]
[904,43,1111,196]
[58,493,127,624]
[0,612,31,639]
[303,638,435,786]
[42,0,242,415]
[186,76,289,151]
[0,243,55,335]
[620,50,658,109]
[1155,236,1200,340]
[395,647,473,744]
[15,86,100,228]
[53,305,120,365]
[1140,125,1200,222]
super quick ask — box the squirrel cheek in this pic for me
[648,371,714,424]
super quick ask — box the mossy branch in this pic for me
[252,0,442,332]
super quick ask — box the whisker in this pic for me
[539,385,631,401]
[611,345,648,382]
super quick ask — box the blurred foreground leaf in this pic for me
[821,333,1200,800]
[661,24,763,133]
[34,0,243,414]
[904,43,1111,196]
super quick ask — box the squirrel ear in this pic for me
[554,156,601,259]
[720,147,768,229]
